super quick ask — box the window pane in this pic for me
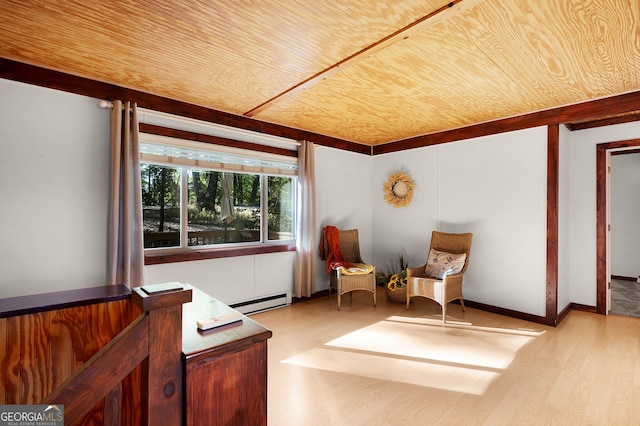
[187,170,261,245]
[268,176,295,241]
[142,164,181,248]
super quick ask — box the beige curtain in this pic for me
[108,101,145,287]
[294,140,316,297]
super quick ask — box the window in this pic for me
[142,164,181,248]
[140,134,297,251]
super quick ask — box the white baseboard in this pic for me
[230,292,290,315]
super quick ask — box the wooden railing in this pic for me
[144,229,260,248]
[41,284,192,425]
[144,229,293,248]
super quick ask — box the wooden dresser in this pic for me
[181,287,273,425]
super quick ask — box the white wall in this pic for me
[0,79,110,298]
[4,77,640,315]
[610,152,640,278]
[313,145,374,291]
[566,122,640,306]
[0,78,373,304]
[373,127,548,316]
[371,147,439,271]
[145,252,296,304]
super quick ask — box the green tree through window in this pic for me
[142,165,295,249]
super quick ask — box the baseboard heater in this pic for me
[230,292,290,315]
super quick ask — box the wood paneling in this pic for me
[43,315,149,426]
[185,343,268,426]
[0,294,141,424]
[1,0,639,146]
[182,288,271,426]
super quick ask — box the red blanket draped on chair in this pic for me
[319,226,352,274]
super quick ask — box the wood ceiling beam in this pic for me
[566,111,640,131]
[0,58,369,154]
[244,0,482,118]
[4,58,639,157]
[374,90,640,154]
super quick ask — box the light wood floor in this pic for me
[251,287,640,425]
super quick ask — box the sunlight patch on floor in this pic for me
[283,348,499,395]
[326,317,539,369]
[281,316,544,395]
[282,347,499,395]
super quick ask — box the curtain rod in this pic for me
[98,100,301,148]
[98,100,114,109]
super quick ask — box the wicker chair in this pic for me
[406,231,473,322]
[327,229,377,310]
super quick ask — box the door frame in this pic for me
[596,138,640,314]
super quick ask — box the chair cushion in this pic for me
[335,263,374,275]
[425,249,466,279]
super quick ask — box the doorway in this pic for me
[596,139,640,315]
[609,150,640,316]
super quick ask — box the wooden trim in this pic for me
[611,275,637,282]
[596,144,608,315]
[139,123,298,158]
[611,148,640,156]
[556,302,572,324]
[596,138,640,315]
[373,91,640,155]
[5,59,640,157]
[451,298,589,327]
[569,302,597,313]
[244,0,464,117]
[566,112,640,131]
[145,243,296,265]
[463,299,547,325]
[546,125,559,326]
[0,58,369,155]
[307,292,567,326]
[292,289,330,303]
[0,284,131,318]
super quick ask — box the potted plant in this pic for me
[380,253,409,303]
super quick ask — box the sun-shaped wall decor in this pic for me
[383,172,415,208]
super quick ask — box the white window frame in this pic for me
[139,133,298,254]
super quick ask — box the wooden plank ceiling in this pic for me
[1,0,639,146]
